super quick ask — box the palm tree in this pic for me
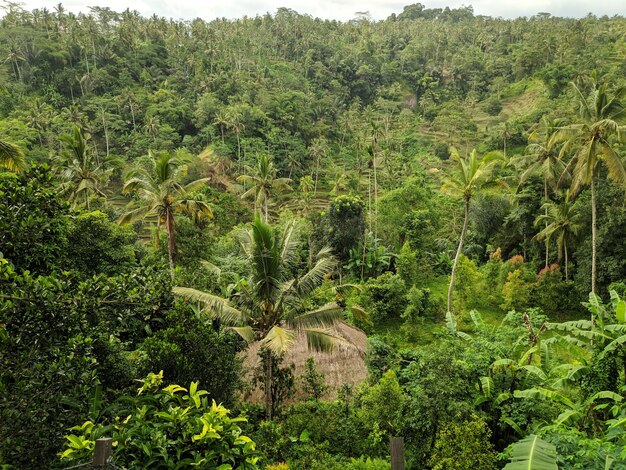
[0,139,26,173]
[56,126,118,209]
[237,154,292,222]
[174,217,346,419]
[514,117,567,267]
[534,196,582,280]
[555,81,626,293]
[119,150,212,277]
[442,148,503,314]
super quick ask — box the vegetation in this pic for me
[1,3,626,469]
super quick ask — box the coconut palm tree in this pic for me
[514,117,568,267]
[119,150,212,277]
[534,196,582,280]
[174,217,347,419]
[0,139,25,173]
[237,154,292,222]
[56,126,118,209]
[442,148,503,314]
[555,81,626,293]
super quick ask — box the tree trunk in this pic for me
[543,178,550,268]
[447,198,470,314]
[591,169,597,294]
[165,210,176,280]
[264,350,273,420]
[101,108,109,158]
[563,237,569,281]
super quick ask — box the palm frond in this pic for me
[260,325,297,354]
[304,328,348,352]
[287,302,344,330]
[172,287,247,325]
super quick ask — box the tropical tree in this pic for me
[174,217,349,419]
[555,81,626,293]
[119,150,212,277]
[442,148,503,314]
[514,117,567,267]
[534,196,582,279]
[56,126,118,209]
[0,139,25,173]
[237,154,292,222]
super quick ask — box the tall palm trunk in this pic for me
[590,169,596,294]
[447,197,470,313]
[543,178,550,268]
[165,210,176,280]
[263,189,269,222]
[563,241,569,281]
[264,349,273,420]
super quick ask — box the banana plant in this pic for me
[503,434,558,470]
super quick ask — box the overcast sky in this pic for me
[17,1,626,22]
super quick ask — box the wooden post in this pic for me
[390,436,405,470]
[93,438,113,467]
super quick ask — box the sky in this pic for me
[16,0,626,22]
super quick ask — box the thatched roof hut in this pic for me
[240,322,369,402]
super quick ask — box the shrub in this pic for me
[300,357,328,400]
[365,337,399,381]
[67,211,137,276]
[60,371,260,469]
[362,273,407,324]
[141,309,244,406]
[358,371,407,452]
[346,456,391,469]
[402,286,432,322]
[397,242,419,287]
[428,415,498,470]
[501,269,533,312]
[454,255,483,310]
[533,264,580,318]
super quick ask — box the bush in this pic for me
[365,337,399,381]
[501,269,533,312]
[402,286,432,322]
[533,264,580,318]
[454,255,483,310]
[141,307,244,406]
[60,371,260,469]
[480,95,503,115]
[428,415,498,470]
[67,211,137,276]
[362,273,407,324]
[300,357,328,400]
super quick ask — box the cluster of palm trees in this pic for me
[444,79,625,315]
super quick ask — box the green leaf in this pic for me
[616,300,626,323]
[503,434,558,470]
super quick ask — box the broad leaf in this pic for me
[503,434,558,470]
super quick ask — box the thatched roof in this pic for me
[240,322,369,402]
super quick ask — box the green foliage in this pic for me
[300,357,328,400]
[141,306,244,406]
[501,269,534,312]
[358,371,407,451]
[60,372,260,469]
[67,211,137,276]
[402,286,434,323]
[365,337,399,381]
[326,195,366,263]
[397,242,420,287]
[454,254,484,310]
[361,273,407,325]
[503,434,558,470]
[429,415,498,470]
[0,165,70,274]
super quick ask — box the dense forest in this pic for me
[1,2,626,468]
